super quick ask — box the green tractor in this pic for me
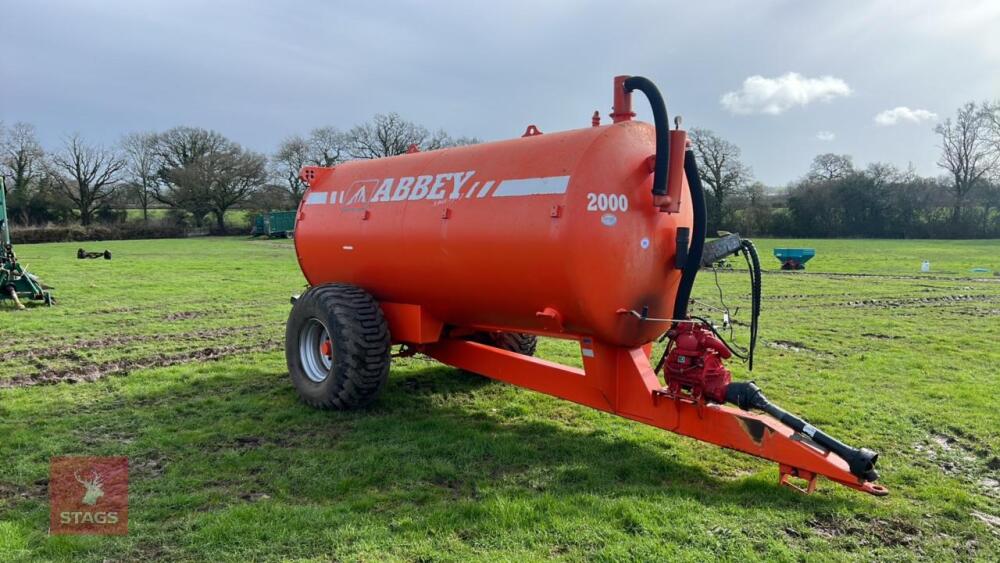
[1,177,53,308]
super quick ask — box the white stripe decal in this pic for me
[305,192,327,205]
[493,175,570,197]
[477,180,495,198]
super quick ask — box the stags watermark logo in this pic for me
[50,456,128,535]
[75,469,105,505]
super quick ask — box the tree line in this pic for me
[692,100,1000,239]
[3,99,999,238]
[0,114,476,232]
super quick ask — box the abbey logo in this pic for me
[50,456,128,535]
[303,172,571,206]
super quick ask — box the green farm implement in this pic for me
[1,177,53,308]
[251,210,296,238]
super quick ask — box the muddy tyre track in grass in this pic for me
[765,293,1000,311]
[1,323,286,389]
[0,324,277,364]
[0,340,283,389]
[82,298,279,318]
[763,270,1000,283]
[841,294,1000,309]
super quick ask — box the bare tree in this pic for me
[441,135,481,148]
[154,127,230,225]
[986,100,1000,181]
[865,161,908,189]
[49,134,125,225]
[689,128,751,230]
[272,134,310,204]
[200,147,267,233]
[273,126,356,205]
[307,126,350,166]
[806,153,854,182]
[935,102,998,223]
[738,181,771,237]
[985,101,1000,234]
[155,126,229,172]
[247,183,294,214]
[121,131,159,222]
[347,113,438,159]
[0,122,45,222]
[422,128,454,151]
[159,130,266,232]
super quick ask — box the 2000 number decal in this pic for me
[586,193,629,212]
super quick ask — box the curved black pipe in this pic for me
[672,150,707,320]
[622,76,669,197]
[622,76,705,321]
[726,382,880,482]
[741,239,762,370]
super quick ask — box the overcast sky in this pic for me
[2,0,998,185]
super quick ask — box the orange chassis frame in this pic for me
[382,302,888,497]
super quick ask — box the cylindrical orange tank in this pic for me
[294,120,692,347]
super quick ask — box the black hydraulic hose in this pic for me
[621,76,704,321]
[672,150,707,320]
[725,382,880,482]
[741,239,762,370]
[622,76,669,197]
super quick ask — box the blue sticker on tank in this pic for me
[601,213,617,227]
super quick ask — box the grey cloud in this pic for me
[2,0,998,185]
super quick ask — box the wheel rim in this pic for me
[299,318,333,383]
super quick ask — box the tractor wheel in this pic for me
[77,248,85,259]
[103,250,112,260]
[492,332,538,356]
[285,283,391,410]
[468,331,538,356]
[460,331,537,378]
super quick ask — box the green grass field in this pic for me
[122,209,255,225]
[1,237,998,561]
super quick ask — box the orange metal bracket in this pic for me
[421,337,888,496]
[381,303,444,344]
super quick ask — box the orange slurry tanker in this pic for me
[287,75,886,497]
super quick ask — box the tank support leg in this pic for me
[422,338,887,496]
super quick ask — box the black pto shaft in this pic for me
[725,381,880,482]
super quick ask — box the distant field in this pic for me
[758,238,999,277]
[1,238,998,561]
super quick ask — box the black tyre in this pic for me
[285,283,391,409]
[469,331,538,356]
[460,331,537,378]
